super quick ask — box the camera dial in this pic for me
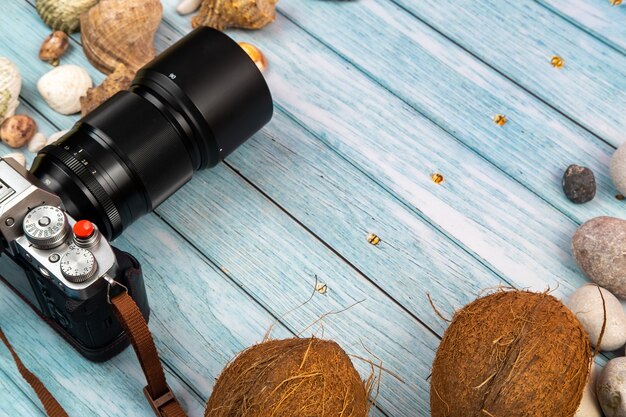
[60,246,97,283]
[23,205,69,249]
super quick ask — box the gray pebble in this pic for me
[597,358,626,417]
[611,143,626,195]
[568,284,626,351]
[563,164,596,204]
[573,217,626,298]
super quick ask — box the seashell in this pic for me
[28,132,48,153]
[0,115,36,148]
[35,0,99,33]
[238,42,267,72]
[0,57,21,124]
[80,64,134,116]
[37,65,92,115]
[47,129,69,145]
[39,31,70,66]
[177,0,202,15]
[192,0,278,30]
[80,0,163,74]
[3,152,26,167]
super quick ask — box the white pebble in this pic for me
[3,152,25,167]
[47,129,69,145]
[567,284,626,351]
[597,358,626,417]
[575,363,602,417]
[611,143,626,195]
[176,0,202,15]
[28,132,47,153]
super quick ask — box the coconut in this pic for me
[430,291,591,417]
[205,337,370,417]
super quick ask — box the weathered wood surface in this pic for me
[0,0,624,416]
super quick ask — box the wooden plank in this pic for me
[0,368,45,417]
[273,0,624,226]
[384,0,626,147]
[159,7,589,295]
[537,0,626,55]
[228,110,505,336]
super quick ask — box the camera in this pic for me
[0,27,273,361]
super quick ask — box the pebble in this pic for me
[573,217,626,298]
[611,143,626,196]
[597,358,626,417]
[568,284,626,351]
[575,364,601,417]
[563,164,596,204]
[0,115,36,148]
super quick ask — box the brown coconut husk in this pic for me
[205,337,371,417]
[430,290,591,417]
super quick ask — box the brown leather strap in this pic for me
[0,291,188,417]
[110,291,188,417]
[0,327,69,417]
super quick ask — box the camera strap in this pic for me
[0,291,189,417]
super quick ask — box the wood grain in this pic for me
[389,0,626,148]
[538,0,626,55]
[0,0,622,415]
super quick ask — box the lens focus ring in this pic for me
[40,145,123,235]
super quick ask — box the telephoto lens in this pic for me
[30,27,273,239]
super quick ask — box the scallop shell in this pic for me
[0,58,21,124]
[36,0,99,33]
[80,0,163,74]
[37,65,93,115]
[192,0,278,30]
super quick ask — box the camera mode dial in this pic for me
[23,205,69,249]
[60,246,97,283]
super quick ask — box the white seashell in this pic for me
[28,132,48,153]
[3,152,26,167]
[177,0,202,15]
[37,65,92,115]
[0,57,21,124]
[47,129,69,145]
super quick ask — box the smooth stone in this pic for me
[568,284,626,351]
[576,364,602,417]
[563,164,596,204]
[611,143,626,195]
[573,217,626,299]
[597,358,626,417]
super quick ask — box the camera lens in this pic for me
[30,27,273,239]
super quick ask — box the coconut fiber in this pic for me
[205,337,370,417]
[430,291,591,417]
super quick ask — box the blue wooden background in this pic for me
[0,1,625,416]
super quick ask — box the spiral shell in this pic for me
[192,0,278,30]
[81,0,163,74]
[35,0,99,33]
[0,58,21,124]
[37,65,93,115]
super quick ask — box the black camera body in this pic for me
[0,27,273,362]
[0,158,150,361]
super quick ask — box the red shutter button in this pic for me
[74,220,95,239]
